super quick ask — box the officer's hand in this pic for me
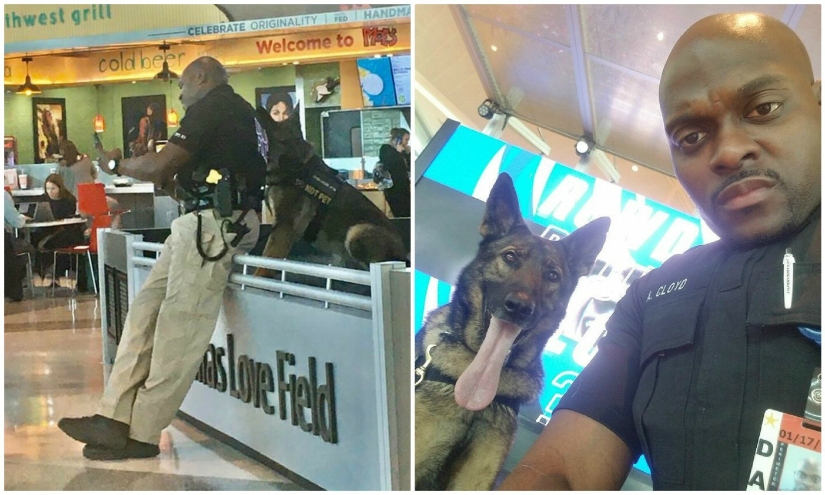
[95,148,123,176]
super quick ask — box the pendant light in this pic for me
[93,114,106,133]
[15,57,41,96]
[154,42,179,82]
[167,108,179,127]
[93,84,105,133]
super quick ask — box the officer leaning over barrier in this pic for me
[58,56,268,460]
[499,12,821,491]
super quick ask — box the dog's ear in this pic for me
[480,173,528,241]
[256,107,277,135]
[559,217,610,280]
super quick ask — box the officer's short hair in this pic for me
[187,56,229,86]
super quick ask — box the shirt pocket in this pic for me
[634,289,704,486]
[747,261,821,328]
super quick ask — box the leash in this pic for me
[414,344,436,387]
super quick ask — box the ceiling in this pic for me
[215,4,407,22]
[420,4,820,179]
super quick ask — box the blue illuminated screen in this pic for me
[416,125,718,476]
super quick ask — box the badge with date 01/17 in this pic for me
[747,409,821,491]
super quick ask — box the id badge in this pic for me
[747,410,821,491]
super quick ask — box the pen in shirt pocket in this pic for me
[783,248,794,309]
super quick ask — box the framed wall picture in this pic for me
[299,63,342,108]
[32,98,67,163]
[255,86,301,123]
[4,136,18,168]
[121,95,167,158]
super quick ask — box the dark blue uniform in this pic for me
[557,208,821,490]
[169,84,266,211]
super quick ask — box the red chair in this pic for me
[77,183,109,216]
[52,183,126,295]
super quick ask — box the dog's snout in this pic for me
[503,293,534,320]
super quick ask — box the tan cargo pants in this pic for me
[97,209,260,445]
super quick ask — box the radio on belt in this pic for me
[211,168,233,218]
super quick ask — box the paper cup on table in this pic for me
[18,174,27,189]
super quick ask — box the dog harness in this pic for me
[267,153,346,243]
[294,156,346,243]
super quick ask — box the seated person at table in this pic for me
[58,139,97,197]
[58,139,124,231]
[30,174,85,288]
[5,189,31,301]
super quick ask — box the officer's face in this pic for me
[178,70,200,111]
[793,460,821,491]
[660,37,821,248]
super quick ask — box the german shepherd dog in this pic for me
[253,110,407,276]
[414,173,609,490]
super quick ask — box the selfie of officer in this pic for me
[58,56,268,460]
[499,12,821,491]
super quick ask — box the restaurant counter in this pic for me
[97,229,410,490]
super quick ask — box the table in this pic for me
[11,188,45,197]
[19,218,87,229]
[16,217,88,245]
[16,217,91,294]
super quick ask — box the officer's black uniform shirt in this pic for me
[168,84,266,210]
[557,208,821,490]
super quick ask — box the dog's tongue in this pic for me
[454,316,521,411]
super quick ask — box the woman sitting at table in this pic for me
[31,174,85,288]
[57,139,97,198]
[58,139,124,230]
[5,189,31,301]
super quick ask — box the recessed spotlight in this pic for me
[477,99,499,120]
[575,136,593,156]
[631,165,639,172]
[657,32,664,41]
[491,45,498,52]
[132,81,137,84]
[293,61,299,65]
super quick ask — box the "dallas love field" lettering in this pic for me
[194,334,338,444]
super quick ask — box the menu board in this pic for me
[390,55,411,105]
[356,57,397,107]
[361,109,404,157]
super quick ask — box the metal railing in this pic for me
[129,241,372,311]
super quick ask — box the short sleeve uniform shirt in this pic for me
[556,210,821,490]
[168,84,266,207]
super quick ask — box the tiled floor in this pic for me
[4,293,303,490]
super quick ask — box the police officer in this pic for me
[58,56,267,460]
[499,13,820,490]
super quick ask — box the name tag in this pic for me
[747,409,821,491]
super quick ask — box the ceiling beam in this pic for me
[450,5,505,109]
[781,4,806,28]
[565,4,595,139]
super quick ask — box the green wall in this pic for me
[229,65,296,106]
[4,65,297,164]
[5,86,98,164]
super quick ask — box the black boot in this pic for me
[83,439,160,461]
[57,414,130,449]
